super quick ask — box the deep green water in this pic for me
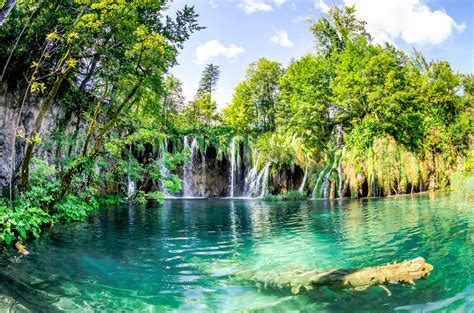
[1,193,473,312]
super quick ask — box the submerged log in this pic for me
[236,257,433,294]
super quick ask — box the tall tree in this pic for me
[198,63,220,100]
[224,58,282,132]
[196,63,220,125]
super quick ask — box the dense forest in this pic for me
[0,1,472,247]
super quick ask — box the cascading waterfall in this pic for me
[298,161,308,194]
[127,144,136,198]
[229,137,236,197]
[244,154,259,196]
[245,161,270,198]
[159,139,171,197]
[183,136,198,197]
[322,153,338,198]
[311,164,328,199]
[244,168,257,196]
[337,147,345,198]
[259,163,271,197]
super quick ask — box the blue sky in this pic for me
[168,0,474,109]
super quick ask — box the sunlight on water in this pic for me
[0,193,473,312]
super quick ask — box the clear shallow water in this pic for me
[1,193,473,312]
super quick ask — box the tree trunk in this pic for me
[20,60,72,191]
[50,80,142,209]
[236,257,433,294]
[0,0,16,26]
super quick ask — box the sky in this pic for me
[168,0,474,109]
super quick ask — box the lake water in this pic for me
[1,193,473,312]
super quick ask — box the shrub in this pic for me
[262,191,307,202]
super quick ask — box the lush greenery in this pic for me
[223,6,473,199]
[0,0,202,246]
[0,3,472,247]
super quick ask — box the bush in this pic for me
[0,205,52,245]
[281,191,307,201]
[450,172,474,201]
[262,191,307,202]
[262,194,280,202]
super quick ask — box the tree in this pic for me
[224,58,283,132]
[278,54,333,150]
[310,5,370,57]
[198,63,220,99]
[196,63,220,125]
[1,0,202,201]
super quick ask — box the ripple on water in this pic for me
[0,193,472,312]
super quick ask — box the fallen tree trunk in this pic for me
[235,257,433,294]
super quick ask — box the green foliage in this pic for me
[0,205,51,245]
[223,58,283,133]
[262,191,308,202]
[54,195,96,223]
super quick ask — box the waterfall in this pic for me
[245,161,270,198]
[159,139,171,197]
[311,165,328,199]
[337,147,345,198]
[127,145,136,198]
[259,163,271,197]
[321,154,338,198]
[244,155,259,196]
[183,136,198,197]
[127,174,136,199]
[298,161,308,194]
[229,137,236,197]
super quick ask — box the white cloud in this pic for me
[209,0,217,9]
[271,29,294,48]
[343,0,465,45]
[238,0,272,14]
[195,40,245,64]
[315,0,330,13]
[273,0,287,7]
[238,0,291,13]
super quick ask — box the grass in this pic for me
[262,191,307,202]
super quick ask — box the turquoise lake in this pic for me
[1,193,473,312]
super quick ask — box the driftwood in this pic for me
[236,257,433,294]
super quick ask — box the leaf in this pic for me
[5,233,13,245]
[19,228,27,240]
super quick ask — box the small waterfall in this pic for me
[337,147,345,198]
[127,144,136,198]
[183,136,198,197]
[259,163,271,197]
[298,161,308,194]
[244,155,259,196]
[245,161,270,198]
[229,137,236,197]
[311,165,328,199]
[127,174,136,199]
[159,139,171,197]
[321,154,338,198]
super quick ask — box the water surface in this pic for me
[1,193,473,312]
